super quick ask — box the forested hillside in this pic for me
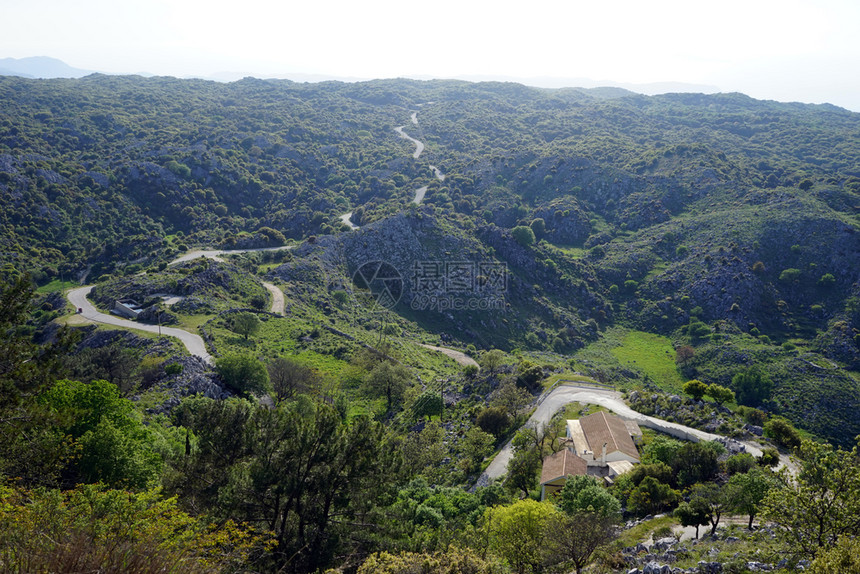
[3,74,860,572]
[3,74,859,439]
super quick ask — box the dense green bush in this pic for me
[215,354,271,397]
[511,225,536,247]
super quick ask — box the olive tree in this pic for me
[762,440,860,560]
[216,354,271,397]
[483,499,558,574]
[231,312,260,340]
[511,225,536,247]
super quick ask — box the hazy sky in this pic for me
[4,0,860,111]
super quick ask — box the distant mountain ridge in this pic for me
[0,56,94,78]
[0,56,720,99]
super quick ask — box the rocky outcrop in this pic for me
[75,326,172,355]
[532,197,592,244]
[136,355,230,415]
[622,542,779,573]
[270,210,602,349]
[815,319,860,370]
[136,305,178,325]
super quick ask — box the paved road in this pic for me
[340,111,441,222]
[66,286,213,364]
[395,124,425,159]
[479,383,782,485]
[262,281,285,315]
[66,247,294,365]
[395,118,439,205]
[339,212,359,230]
[429,165,445,181]
[412,185,428,204]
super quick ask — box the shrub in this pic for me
[358,549,501,574]
[332,290,349,305]
[0,483,266,574]
[628,477,680,515]
[687,320,710,339]
[818,273,836,287]
[477,407,511,437]
[779,268,802,283]
[413,391,443,421]
[764,418,802,449]
[511,225,536,247]
[758,447,780,467]
[732,367,772,408]
[164,362,183,376]
[738,406,767,426]
[683,379,708,400]
[706,383,735,405]
[726,452,756,475]
[138,355,163,387]
[556,475,621,517]
[809,535,860,573]
[216,354,271,397]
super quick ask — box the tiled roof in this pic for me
[579,411,640,461]
[540,449,588,485]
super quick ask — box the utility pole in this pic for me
[439,378,444,423]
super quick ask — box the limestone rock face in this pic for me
[532,197,592,244]
[138,355,231,415]
[271,209,606,350]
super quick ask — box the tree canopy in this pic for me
[762,440,860,561]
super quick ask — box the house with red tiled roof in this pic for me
[569,411,640,464]
[539,411,640,500]
[539,449,588,500]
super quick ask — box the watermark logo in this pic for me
[352,261,403,310]
[351,260,507,312]
[410,260,507,312]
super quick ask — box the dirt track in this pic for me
[418,343,479,367]
[262,281,285,315]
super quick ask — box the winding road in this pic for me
[67,285,214,364]
[479,383,787,486]
[395,124,425,159]
[66,110,439,366]
[341,110,442,227]
[65,245,293,363]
